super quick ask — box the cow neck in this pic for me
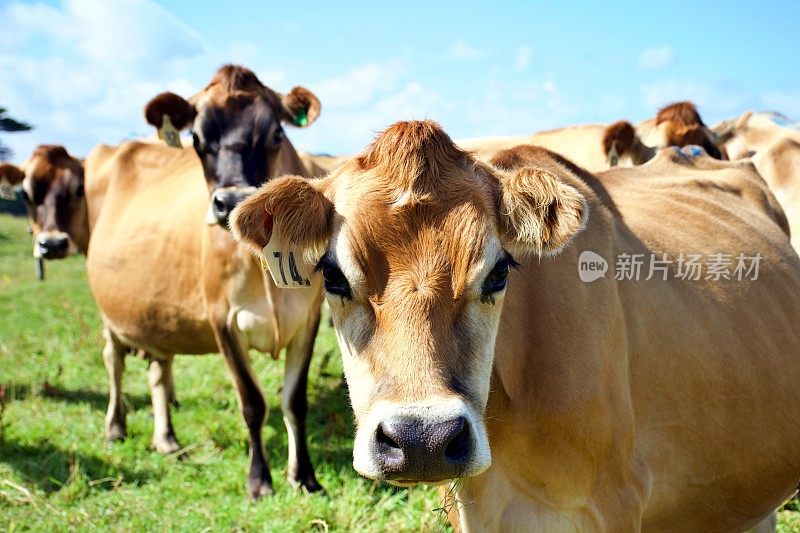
[268,138,310,180]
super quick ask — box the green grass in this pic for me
[0,214,450,532]
[1,212,798,532]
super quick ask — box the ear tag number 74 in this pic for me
[262,245,311,288]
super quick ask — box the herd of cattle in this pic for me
[2,64,800,531]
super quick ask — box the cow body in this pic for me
[232,121,800,531]
[457,124,610,170]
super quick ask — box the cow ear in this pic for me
[144,92,197,147]
[493,162,588,256]
[231,175,333,285]
[281,87,321,128]
[0,163,25,186]
[0,163,24,200]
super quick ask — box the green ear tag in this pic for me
[293,108,308,127]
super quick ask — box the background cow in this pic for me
[714,112,800,252]
[17,145,88,267]
[232,120,800,531]
[457,101,725,172]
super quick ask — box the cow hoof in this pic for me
[248,479,275,500]
[152,437,182,455]
[105,426,126,445]
[288,474,324,493]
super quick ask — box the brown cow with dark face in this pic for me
[85,65,324,499]
[18,145,88,261]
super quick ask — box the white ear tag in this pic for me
[261,231,313,288]
[158,115,182,148]
[0,179,15,200]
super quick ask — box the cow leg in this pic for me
[166,366,179,408]
[147,355,181,454]
[282,314,323,492]
[102,326,127,443]
[214,323,273,499]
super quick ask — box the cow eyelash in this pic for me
[315,255,352,300]
[481,254,519,297]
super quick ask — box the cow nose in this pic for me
[375,416,470,482]
[38,235,69,259]
[211,190,239,227]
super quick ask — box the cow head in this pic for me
[602,120,655,166]
[653,101,724,159]
[143,64,320,228]
[603,102,728,166]
[20,145,88,260]
[231,121,587,485]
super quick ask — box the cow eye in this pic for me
[482,254,519,296]
[316,256,352,299]
[273,127,285,145]
[74,184,84,198]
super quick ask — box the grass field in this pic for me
[0,213,449,532]
[1,211,799,532]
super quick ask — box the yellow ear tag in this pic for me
[261,226,313,289]
[158,114,182,148]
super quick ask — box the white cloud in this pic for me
[514,46,532,72]
[312,62,406,109]
[445,41,489,60]
[290,66,450,155]
[462,78,580,138]
[638,46,674,71]
[0,0,211,161]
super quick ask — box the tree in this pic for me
[0,107,33,161]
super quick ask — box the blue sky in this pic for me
[1,0,798,162]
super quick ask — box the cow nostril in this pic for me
[444,418,470,464]
[376,423,401,450]
[375,422,405,471]
[212,195,227,215]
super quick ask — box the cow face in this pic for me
[231,121,587,486]
[20,145,88,260]
[144,65,320,228]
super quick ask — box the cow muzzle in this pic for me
[206,186,257,229]
[352,399,491,485]
[35,232,70,260]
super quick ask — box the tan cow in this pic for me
[232,120,800,531]
[457,125,611,171]
[458,101,725,171]
[85,64,324,498]
[715,112,800,251]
